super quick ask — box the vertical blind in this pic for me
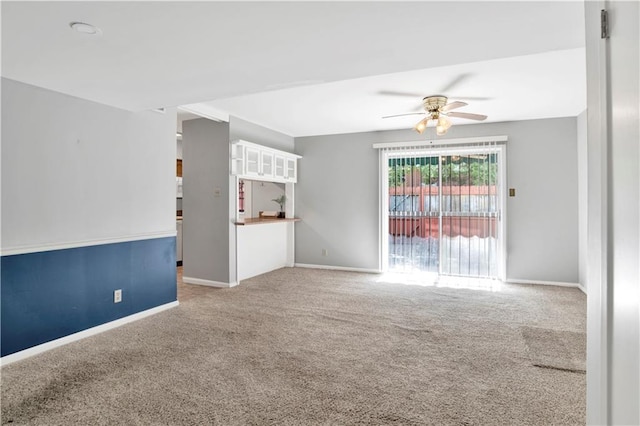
[377,137,505,279]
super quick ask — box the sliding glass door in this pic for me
[384,144,505,279]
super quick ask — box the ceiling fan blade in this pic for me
[447,111,488,121]
[449,96,493,101]
[439,73,471,93]
[377,90,425,98]
[441,101,468,113]
[382,112,425,119]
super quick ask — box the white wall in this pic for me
[295,117,579,283]
[577,109,588,290]
[1,78,176,253]
[237,222,290,280]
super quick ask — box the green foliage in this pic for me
[272,195,286,211]
[388,155,498,187]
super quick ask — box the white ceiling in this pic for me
[2,1,586,137]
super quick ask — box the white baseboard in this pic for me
[578,284,587,294]
[1,301,179,367]
[294,263,382,274]
[182,276,238,288]
[505,278,583,290]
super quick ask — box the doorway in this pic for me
[381,142,506,280]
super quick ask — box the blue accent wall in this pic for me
[1,237,177,357]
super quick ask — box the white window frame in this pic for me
[376,136,508,280]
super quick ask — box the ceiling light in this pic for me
[435,115,452,136]
[437,115,452,130]
[413,118,429,134]
[69,22,101,35]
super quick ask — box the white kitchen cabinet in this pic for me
[231,140,300,183]
[260,150,274,179]
[275,155,286,180]
[244,146,261,178]
[285,157,297,182]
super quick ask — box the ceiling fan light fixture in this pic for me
[413,117,429,134]
[436,125,448,136]
[437,115,452,130]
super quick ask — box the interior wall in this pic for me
[294,132,380,270]
[295,117,579,283]
[182,118,231,284]
[1,78,177,357]
[229,116,295,152]
[228,115,296,284]
[1,78,176,250]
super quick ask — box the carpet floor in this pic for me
[1,267,586,425]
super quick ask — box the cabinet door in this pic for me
[245,146,261,177]
[286,157,297,182]
[260,151,274,179]
[231,143,245,176]
[274,155,286,181]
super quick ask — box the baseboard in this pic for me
[182,276,239,288]
[578,284,587,294]
[294,263,382,274]
[505,278,582,289]
[1,301,179,367]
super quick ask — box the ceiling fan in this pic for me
[379,74,489,136]
[383,95,487,136]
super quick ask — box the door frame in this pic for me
[377,137,507,280]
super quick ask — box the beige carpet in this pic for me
[1,267,586,425]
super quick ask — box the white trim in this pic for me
[578,284,587,295]
[378,143,506,281]
[178,104,229,123]
[182,276,239,288]
[1,230,177,256]
[294,263,382,274]
[505,278,583,289]
[497,144,508,281]
[0,301,179,367]
[372,135,508,149]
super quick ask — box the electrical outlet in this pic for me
[322,249,329,257]
[114,289,122,303]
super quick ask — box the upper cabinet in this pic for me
[231,140,301,183]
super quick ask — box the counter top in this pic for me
[235,217,301,226]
